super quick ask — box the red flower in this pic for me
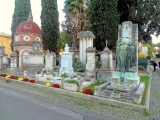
[0,74,7,77]
[9,75,18,79]
[83,88,93,95]
[23,78,29,82]
[52,83,60,88]
[29,79,35,83]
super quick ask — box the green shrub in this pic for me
[96,59,101,69]
[37,70,41,74]
[156,54,160,58]
[56,58,59,66]
[66,79,79,85]
[138,65,145,70]
[74,59,85,72]
[52,72,56,77]
[147,48,153,59]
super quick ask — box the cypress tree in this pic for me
[88,0,119,51]
[11,0,31,51]
[41,0,59,52]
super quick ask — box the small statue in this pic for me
[64,43,69,52]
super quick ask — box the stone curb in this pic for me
[0,75,151,112]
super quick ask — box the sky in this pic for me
[0,0,65,33]
[0,0,159,44]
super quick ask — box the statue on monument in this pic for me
[64,43,69,52]
[115,36,137,72]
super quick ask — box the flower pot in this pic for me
[63,82,78,91]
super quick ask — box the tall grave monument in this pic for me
[107,21,140,96]
[59,44,74,77]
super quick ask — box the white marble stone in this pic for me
[59,44,74,77]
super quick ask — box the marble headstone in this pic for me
[59,44,74,77]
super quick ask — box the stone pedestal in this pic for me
[59,44,74,77]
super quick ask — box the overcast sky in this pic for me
[0,0,159,44]
[0,0,65,34]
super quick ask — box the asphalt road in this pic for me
[0,84,115,120]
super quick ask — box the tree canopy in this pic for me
[11,0,31,51]
[88,0,119,50]
[41,0,59,52]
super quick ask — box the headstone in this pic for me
[24,70,27,77]
[97,40,113,82]
[84,47,96,80]
[59,44,74,77]
[109,21,140,98]
[0,45,8,70]
[28,39,44,71]
[77,31,95,64]
[10,52,17,68]
[45,51,56,70]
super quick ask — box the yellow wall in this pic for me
[0,34,12,57]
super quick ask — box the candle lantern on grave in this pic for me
[29,39,44,69]
[0,46,8,70]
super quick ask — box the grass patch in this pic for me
[82,82,104,92]
[35,81,46,85]
[0,71,7,73]
[140,76,150,105]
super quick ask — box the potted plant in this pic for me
[35,70,42,81]
[63,78,79,91]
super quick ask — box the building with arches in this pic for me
[13,14,43,69]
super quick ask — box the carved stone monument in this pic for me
[45,51,56,70]
[77,31,95,64]
[59,43,74,77]
[94,21,143,103]
[10,52,17,68]
[0,45,8,70]
[84,47,96,82]
[109,21,139,91]
[97,40,113,82]
[28,39,44,70]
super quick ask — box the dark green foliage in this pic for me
[11,0,31,51]
[147,49,153,59]
[74,59,85,72]
[41,0,59,52]
[138,65,145,70]
[156,54,160,58]
[118,0,160,41]
[96,59,101,69]
[88,0,120,50]
[57,32,72,50]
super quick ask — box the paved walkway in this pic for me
[149,69,160,119]
[0,68,160,120]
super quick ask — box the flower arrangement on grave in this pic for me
[0,74,7,77]
[84,75,90,81]
[18,77,23,81]
[5,75,10,78]
[65,79,79,85]
[116,83,121,87]
[23,78,29,82]
[52,83,60,88]
[45,82,51,87]
[10,75,18,79]
[36,70,41,74]
[60,71,68,78]
[83,88,93,95]
[74,59,85,72]
[29,79,35,83]
[52,72,56,77]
